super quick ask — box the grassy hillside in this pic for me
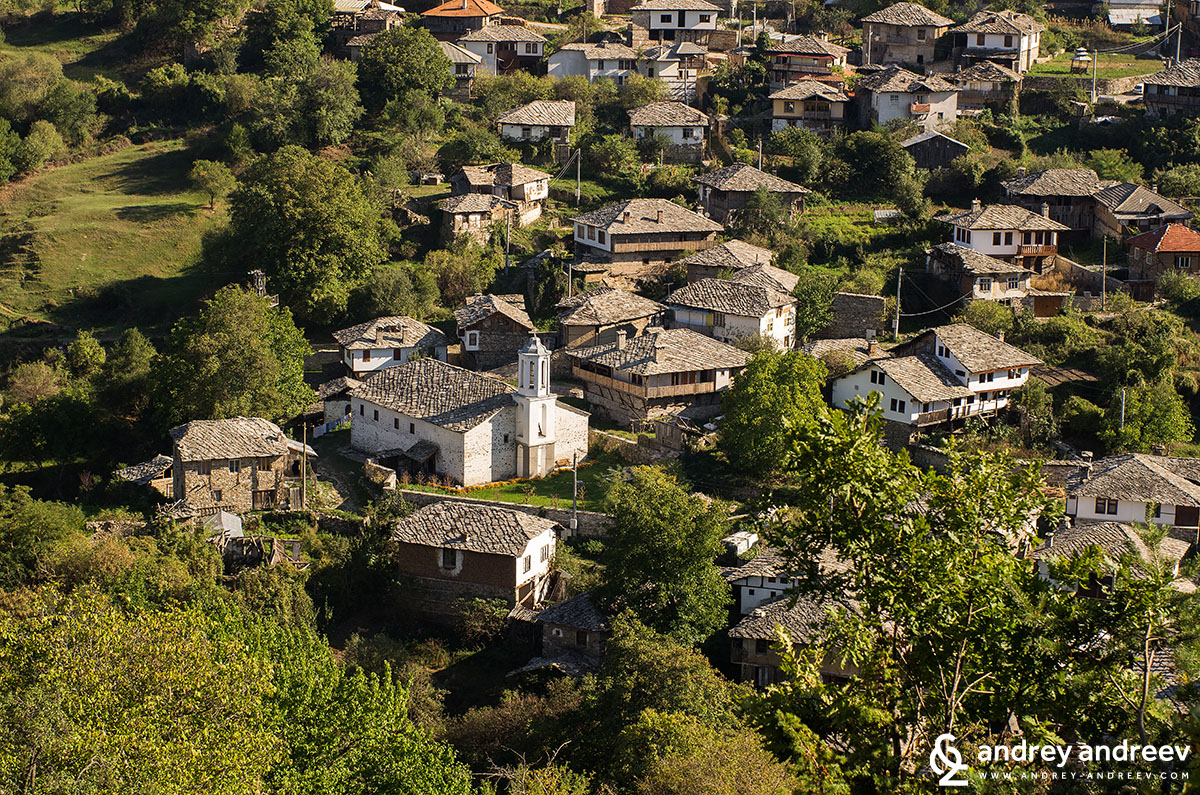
[0,12,147,83]
[0,139,222,335]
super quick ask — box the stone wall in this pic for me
[818,292,887,339]
[589,428,662,464]
[397,488,613,537]
[174,451,297,513]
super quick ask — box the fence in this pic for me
[312,414,349,439]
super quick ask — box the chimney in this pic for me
[615,329,626,349]
[623,211,631,223]
[1152,183,1158,193]
[996,330,1004,342]
[375,326,385,346]
[866,337,878,356]
[656,209,663,223]
[971,198,981,213]
[1081,450,1093,480]
[1016,166,1026,177]
[1040,202,1050,218]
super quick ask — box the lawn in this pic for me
[1028,51,1162,81]
[0,12,142,83]
[0,138,222,334]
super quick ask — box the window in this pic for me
[979,391,989,401]
[976,33,985,45]
[1008,277,1019,290]
[1022,231,1032,245]
[394,418,399,429]
[409,422,415,434]
[363,349,371,362]
[937,345,947,357]
[198,460,211,476]
[596,59,604,69]
[699,12,710,21]
[442,548,457,568]
[1008,368,1020,379]
[1151,502,1162,518]
[1005,231,1013,245]
[229,459,240,474]
[981,371,994,382]
[1095,498,1119,515]
[755,639,770,654]
[682,127,694,139]
[575,223,584,238]
[540,544,550,562]
[212,489,222,502]
[587,226,596,240]
[456,64,469,75]
[978,278,992,291]
[576,630,588,646]
[1004,35,1013,47]
[870,370,886,385]
[917,28,926,40]
[993,232,1002,245]
[523,555,532,573]
[525,43,536,53]
[467,331,479,348]
[598,230,606,244]
[748,589,755,595]
[890,398,906,413]
[917,54,924,64]
[784,100,795,114]
[359,404,364,416]
[486,43,493,53]
[890,94,900,103]
[660,13,671,21]
[1176,255,1192,269]
[373,409,379,421]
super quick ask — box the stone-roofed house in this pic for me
[568,327,750,421]
[926,242,1033,305]
[937,199,1070,272]
[855,65,958,131]
[831,323,1041,439]
[816,292,888,339]
[453,162,551,225]
[1001,167,1109,233]
[170,418,315,514]
[333,316,450,376]
[547,41,640,84]
[456,22,546,74]
[436,193,510,244]
[351,342,589,484]
[1063,453,1200,531]
[694,163,810,224]
[571,198,723,268]
[802,337,890,372]
[901,130,970,169]
[949,9,1044,73]
[555,287,664,348]
[951,59,1022,112]
[440,40,483,95]
[497,100,576,143]
[536,592,611,660]
[420,0,503,39]
[1093,182,1194,239]
[666,278,797,349]
[392,501,559,613]
[861,2,954,68]
[115,454,174,498]
[1030,520,1192,596]
[1142,58,1200,117]
[628,102,709,163]
[680,239,779,283]
[333,0,404,58]
[768,80,850,132]
[637,42,708,103]
[1126,223,1200,281]
[765,35,850,91]
[454,293,537,369]
[312,375,363,425]
[630,0,721,46]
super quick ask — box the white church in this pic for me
[349,337,590,486]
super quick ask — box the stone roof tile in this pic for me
[333,316,450,350]
[667,278,793,317]
[571,198,724,234]
[569,327,749,375]
[350,358,516,431]
[392,501,557,557]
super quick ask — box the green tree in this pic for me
[152,285,313,426]
[1151,162,1200,197]
[144,0,250,50]
[0,53,63,126]
[833,131,915,199]
[66,330,106,381]
[40,80,98,147]
[15,121,64,172]
[426,242,499,308]
[733,186,787,239]
[1102,381,1194,453]
[955,299,1014,338]
[587,134,639,183]
[99,328,157,418]
[226,146,386,321]
[598,467,730,645]
[0,485,85,589]
[189,159,236,209]
[438,126,517,167]
[767,126,824,186]
[1085,147,1143,183]
[350,262,440,320]
[0,119,19,184]
[719,351,827,478]
[297,59,364,146]
[618,72,666,109]
[357,26,453,111]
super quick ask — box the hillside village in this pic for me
[5,0,1200,788]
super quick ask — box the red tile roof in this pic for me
[422,0,502,17]
[1126,223,1200,253]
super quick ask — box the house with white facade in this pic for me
[572,198,723,266]
[666,278,797,349]
[926,243,1032,306]
[453,162,550,225]
[440,40,483,95]
[497,100,576,143]
[1063,454,1200,530]
[855,65,958,131]
[630,0,721,45]
[769,80,850,132]
[547,41,640,84]
[830,323,1042,433]
[949,9,1043,73]
[456,23,546,74]
[349,340,589,486]
[936,199,1070,273]
[638,42,708,102]
[765,36,851,91]
[1029,520,1191,595]
[628,101,708,163]
[332,316,450,376]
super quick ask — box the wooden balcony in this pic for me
[610,238,714,254]
[915,408,951,426]
[572,365,717,399]
[1018,244,1056,256]
[910,102,931,114]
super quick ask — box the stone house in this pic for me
[536,592,611,660]
[1093,183,1194,239]
[855,65,958,131]
[936,200,1070,273]
[547,41,640,84]
[1142,59,1200,117]
[456,22,546,74]
[926,242,1033,306]
[860,2,953,68]
[332,316,451,377]
[816,292,888,339]
[949,9,1043,73]
[392,501,559,613]
[453,162,551,226]
[627,101,709,163]
[169,417,314,514]
[571,198,723,267]
[1000,168,1110,234]
[951,59,1022,113]
[334,0,404,59]
[436,193,510,244]
[680,239,782,283]
[114,454,174,498]
[1062,453,1200,531]
[567,327,750,422]
[312,376,363,426]
[497,100,576,143]
[638,42,708,103]
[901,130,969,169]
[1029,520,1190,595]
[420,0,503,40]
[765,36,850,92]
[694,163,810,225]
[629,0,721,46]
[349,344,589,485]
[441,40,483,96]
[1126,223,1200,280]
[555,286,665,348]
[454,293,537,369]
[666,278,797,349]
[768,80,850,132]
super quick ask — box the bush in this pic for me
[1158,270,1200,305]
[449,597,510,648]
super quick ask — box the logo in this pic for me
[931,733,970,787]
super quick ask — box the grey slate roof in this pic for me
[694,163,810,194]
[454,294,535,330]
[802,338,891,368]
[1029,520,1191,568]
[440,40,482,64]
[556,287,664,326]
[766,35,850,58]
[769,79,850,102]
[438,193,507,214]
[569,328,750,375]
[536,592,609,630]
[554,41,639,60]
[632,0,720,8]
[931,242,1031,275]
[1144,58,1200,88]
[933,323,1043,371]
[667,278,793,317]
[857,65,957,93]
[731,263,800,293]
[728,592,857,642]
[628,101,709,127]
[680,239,775,270]
[902,130,969,150]
[458,23,546,41]
[953,59,1023,84]
[316,376,364,401]
[170,417,299,462]
[115,454,173,485]
[861,2,953,26]
[936,203,1070,231]
[1093,183,1193,221]
[333,316,450,350]
[951,9,1044,35]
[571,198,724,235]
[873,353,973,402]
[1065,454,1200,506]
[1001,168,1106,198]
[461,162,551,188]
[497,100,576,127]
[392,501,557,557]
[350,358,516,432]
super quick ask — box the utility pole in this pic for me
[1120,388,1126,430]
[1177,21,1182,64]
[575,151,581,206]
[1101,236,1107,309]
[893,267,902,338]
[1092,49,1098,104]
[301,422,307,510]
[505,209,512,272]
[757,136,763,169]
[570,451,579,534]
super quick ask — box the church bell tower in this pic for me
[514,336,557,478]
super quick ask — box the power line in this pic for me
[899,293,969,317]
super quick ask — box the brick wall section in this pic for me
[817,293,887,339]
[396,489,613,537]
